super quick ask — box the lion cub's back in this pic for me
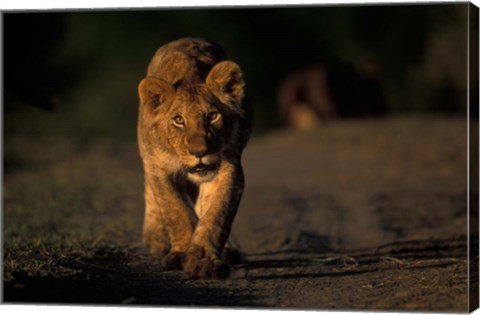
[147,38,227,84]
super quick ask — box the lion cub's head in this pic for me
[138,61,245,183]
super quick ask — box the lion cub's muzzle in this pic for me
[184,135,221,177]
[183,136,221,181]
[187,162,218,176]
[185,155,220,182]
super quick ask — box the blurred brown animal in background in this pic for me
[278,65,335,130]
[137,38,252,279]
[278,62,388,130]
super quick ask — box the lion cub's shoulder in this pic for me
[147,38,228,84]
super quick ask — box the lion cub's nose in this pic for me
[188,136,208,158]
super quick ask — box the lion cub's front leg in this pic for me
[143,174,197,270]
[183,162,244,279]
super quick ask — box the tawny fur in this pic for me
[137,38,252,279]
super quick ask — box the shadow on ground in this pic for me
[4,236,472,309]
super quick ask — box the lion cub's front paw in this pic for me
[161,251,185,270]
[183,245,229,279]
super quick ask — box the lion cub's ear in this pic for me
[206,61,245,114]
[138,77,173,110]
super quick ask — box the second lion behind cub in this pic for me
[137,38,252,279]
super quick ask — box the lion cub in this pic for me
[137,38,252,279]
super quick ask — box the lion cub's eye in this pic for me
[173,115,185,126]
[207,112,221,123]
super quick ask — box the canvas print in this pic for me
[2,2,479,312]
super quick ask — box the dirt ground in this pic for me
[3,116,477,311]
